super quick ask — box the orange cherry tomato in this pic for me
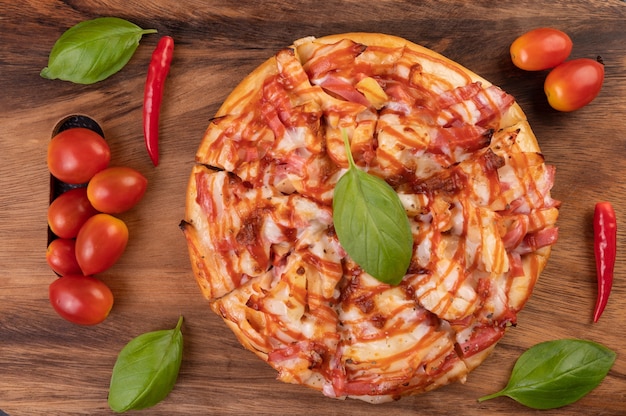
[544,58,605,112]
[48,187,99,239]
[75,213,129,276]
[47,128,111,184]
[510,28,572,71]
[87,167,148,214]
[49,274,114,325]
[46,238,82,276]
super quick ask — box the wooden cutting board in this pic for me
[1,1,625,414]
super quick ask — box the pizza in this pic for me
[181,33,560,403]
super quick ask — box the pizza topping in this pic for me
[332,130,413,285]
[456,324,506,358]
[437,84,515,129]
[332,273,468,398]
[185,34,560,403]
[301,38,367,80]
[355,76,388,109]
[319,75,372,107]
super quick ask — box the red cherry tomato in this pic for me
[87,167,148,214]
[75,213,129,276]
[510,28,573,71]
[48,187,99,238]
[544,58,605,112]
[47,128,111,184]
[46,238,82,276]
[49,274,114,325]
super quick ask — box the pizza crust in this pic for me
[183,33,559,402]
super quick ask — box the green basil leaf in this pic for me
[332,130,413,285]
[478,339,616,409]
[108,316,184,412]
[41,17,157,84]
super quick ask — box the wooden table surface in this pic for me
[2,1,626,415]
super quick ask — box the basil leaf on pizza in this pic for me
[333,130,412,285]
[182,33,560,403]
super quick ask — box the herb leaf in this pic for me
[41,17,157,84]
[108,316,184,412]
[332,130,413,285]
[478,339,616,409]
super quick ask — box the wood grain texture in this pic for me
[1,0,625,414]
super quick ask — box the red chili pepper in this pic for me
[593,201,617,322]
[143,35,174,166]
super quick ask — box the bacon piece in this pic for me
[261,81,289,140]
[428,125,493,156]
[514,227,559,255]
[500,214,530,250]
[457,324,505,358]
[317,75,370,106]
[268,340,326,370]
[411,166,468,195]
[275,48,311,92]
[303,39,367,80]
[496,153,560,215]
[236,208,272,268]
[507,252,525,278]
[437,84,515,129]
[383,79,437,111]
[261,75,311,134]
[482,146,506,171]
[195,170,241,223]
[385,82,417,107]
[436,82,484,109]
[199,113,276,172]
